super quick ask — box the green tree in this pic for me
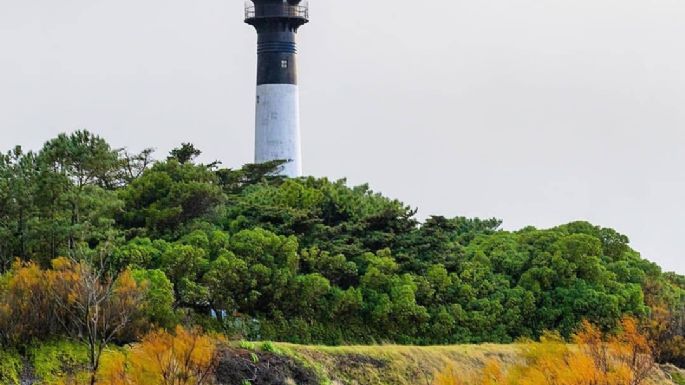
[168,143,202,165]
[118,160,223,238]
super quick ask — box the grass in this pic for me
[672,372,685,385]
[266,343,684,385]
[10,339,680,385]
[27,340,89,385]
[0,348,22,385]
[663,365,685,385]
[271,343,524,385]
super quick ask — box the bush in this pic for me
[0,349,22,385]
[260,341,281,354]
[98,326,218,385]
[239,340,256,351]
[433,318,655,385]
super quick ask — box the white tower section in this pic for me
[254,84,302,177]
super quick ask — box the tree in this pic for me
[216,160,287,195]
[168,143,202,165]
[158,243,209,308]
[611,318,655,385]
[118,160,223,238]
[0,147,39,267]
[203,253,249,321]
[2,132,685,348]
[52,257,145,385]
[35,131,124,257]
[120,148,155,183]
[642,275,685,367]
[39,130,121,189]
[131,269,177,329]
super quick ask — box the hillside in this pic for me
[268,342,685,385]
[1,131,685,385]
[2,131,684,345]
[272,343,523,385]
[3,339,682,385]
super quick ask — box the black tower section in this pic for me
[245,0,309,86]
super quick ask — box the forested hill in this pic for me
[1,131,683,351]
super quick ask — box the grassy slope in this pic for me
[273,343,680,385]
[274,343,522,385]
[3,341,681,385]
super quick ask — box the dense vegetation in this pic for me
[434,318,657,385]
[1,131,683,355]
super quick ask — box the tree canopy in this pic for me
[1,130,683,347]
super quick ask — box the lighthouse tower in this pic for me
[245,0,309,177]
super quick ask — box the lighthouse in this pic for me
[245,0,309,177]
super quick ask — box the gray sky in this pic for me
[1,0,684,273]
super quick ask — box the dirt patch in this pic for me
[20,357,38,385]
[215,347,319,385]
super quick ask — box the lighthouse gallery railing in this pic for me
[245,4,309,20]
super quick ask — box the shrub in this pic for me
[433,364,471,385]
[0,349,22,385]
[260,341,281,354]
[98,326,219,385]
[239,340,256,351]
[433,318,655,385]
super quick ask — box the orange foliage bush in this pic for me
[481,361,505,385]
[433,318,655,385]
[0,260,62,343]
[433,364,470,385]
[433,360,504,385]
[0,258,148,385]
[0,258,147,346]
[98,326,219,385]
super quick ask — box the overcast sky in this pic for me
[1,0,684,273]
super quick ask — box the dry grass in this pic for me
[266,343,679,385]
[272,343,524,385]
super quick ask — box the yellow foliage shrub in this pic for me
[434,361,503,385]
[98,326,219,385]
[433,318,655,385]
[433,364,470,385]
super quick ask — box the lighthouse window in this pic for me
[281,60,288,69]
